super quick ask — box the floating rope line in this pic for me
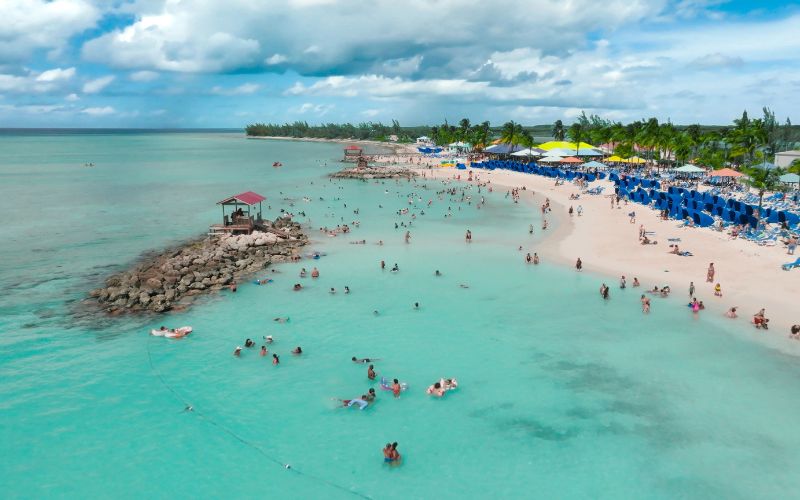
[146,338,372,500]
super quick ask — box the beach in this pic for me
[378,155,800,343]
[4,131,800,498]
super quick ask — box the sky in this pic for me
[1,0,799,128]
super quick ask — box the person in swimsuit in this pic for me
[533,253,539,265]
[272,353,280,365]
[706,263,715,283]
[726,307,738,318]
[383,443,394,462]
[391,379,401,398]
[576,258,582,271]
[352,356,380,363]
[233,346,242,357]
[291,346,302,354]
[260,346,267,356]
[390,442,401,462]
[368,364,376,380]
[364,388,377,402]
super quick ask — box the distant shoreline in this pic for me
[245,135,417,155]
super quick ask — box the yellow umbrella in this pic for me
[607,155,624,162]
[537,141,595,151]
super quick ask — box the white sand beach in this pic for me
[372,153,800,344]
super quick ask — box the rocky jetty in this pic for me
[331,166,417,180]
[89,217,308,315]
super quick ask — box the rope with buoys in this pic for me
[146,336,372,499]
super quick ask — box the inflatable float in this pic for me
[426,378,458,396]
[150,326,192,338]
[379,376,408,392]
[253,278,274,285]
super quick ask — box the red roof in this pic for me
[561,156,582,163]
[217,191,266,206]
[344,145,362,150]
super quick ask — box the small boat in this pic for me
[150,326,193,338]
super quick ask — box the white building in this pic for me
[416,136,432,145]
[775,150,800,168]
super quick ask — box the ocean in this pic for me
[1,131,799,499]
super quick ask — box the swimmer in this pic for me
[263,335,274,344]
[245,338,255,348]
[633,277,640,287]
[368,364,377,380]
[391,379,401,398]
[272,353,280,365]
[390,442,401,462]
[381,260,386,270]
[427,381,445,397]
[340,396,369,410]
[311,267,320,278]
[230,282,237,292]
[233,346,242,357]
[352,356,381,363]
[330,287,336,294]
[291,346,302,355]
[260,346,267,356]
[726,307,738,318]
[345,286,350,294]
[373,310,379,316]
[273,317,289,323]
[293,283,302,291]
[459,283,469,288]
[435,270,441,276]
[391,263,399,272]
[791,325,800,339]
[414,302,420,310]
[364,388,377,402]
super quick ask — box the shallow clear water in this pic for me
[2,132,800,499]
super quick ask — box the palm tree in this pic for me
[458,118,471,142]
[552,120,565,141]
[567,123,584,157]
[500,121,523,151]
[519,130,535,162]
[745,166,784,229]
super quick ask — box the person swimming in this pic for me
[352,356,380,363]
[263,335,274,344]
[368,364,376,380]
[260,346,267,356]
[291,346,302,354]
[244,338,255,348]
[233,346,242,357]
[273,317,289,323]
[364,388,377,402]
[293,283,302,291]
[272,353,280,365]
[435,270,441,276]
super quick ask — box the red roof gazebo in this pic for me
[344,145,363,162]
[210,191,266,235]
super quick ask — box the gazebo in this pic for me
[210,191,266,235]
[343,145,363,162]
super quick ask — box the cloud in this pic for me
[82,75,115,93]
[81,106,115,116]
[79,0,663,75]
[0,67,76,93]
[293,102,334,115]
[0,0,99,62]
[130,70,159,82]
[265,54,288,65]
[36,67,76,82]
[689,52,744,69]
[65,93,80,101]
[0,103,65,114]
[211,83,260,95]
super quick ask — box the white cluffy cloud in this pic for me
[81,106,115,116]
[211,83,260,95]
[82,75,115,93]
[0,0,99,62]
[0,67,76,93]
[130,70,159,82]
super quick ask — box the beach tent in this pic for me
[606,155,624,162]
[752,161,778,170]
[581,160,608,169]
[510,147,546,157]
[484,143,526,154]
[560,157,582,164]
[625,156,646,164]
[780,173,800,185]
[538,156,564,163]
[710,167,743,178]
[674,164,705,173]
[537,141,595,151]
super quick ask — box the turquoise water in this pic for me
[2,132,800,499]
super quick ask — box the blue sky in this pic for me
[1,0,799,128]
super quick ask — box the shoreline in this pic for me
[405,162,799,348]
[245,135,416,155]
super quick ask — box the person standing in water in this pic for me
[706,263,715,283]
[367,364,376,380]
[405,231,411,244]
[576,258,583,271]
[465,229,472,243]
[689,281,695,298]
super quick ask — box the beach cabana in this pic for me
[581,160,608,169]
[780,173,800,185]
[560,157,582,164]
[675,164,705,173]
[537,141,595,151]
[710,168,743,178]
[510,147,546,157]
[538,156,564,163]
[752,161,778,170]
[606,155,624,162]
[212,191,266,235]
[625,156,646,164]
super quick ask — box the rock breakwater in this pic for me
[331,166,417,180]
[89,217,308,314]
